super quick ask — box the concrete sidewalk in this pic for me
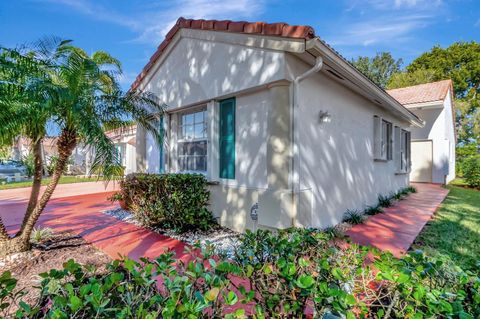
[0,181,119,205]
[346,183,449,257]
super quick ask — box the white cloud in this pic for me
[332,0,445,47]
[329,14,431,46]
[128,0,266,44]
[41,0,266,45]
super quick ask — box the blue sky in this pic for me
[1,0,479,90]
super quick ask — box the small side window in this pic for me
[374,116,392,161]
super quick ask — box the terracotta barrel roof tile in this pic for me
[131,17,317,91]
[387,80,453,105]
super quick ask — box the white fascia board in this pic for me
[181,28,306,53]
[306,38,425,128]
[404,100,444,110]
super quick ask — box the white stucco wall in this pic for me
[139,33,417,231]
[142,36,286,109]
[408,90,455,184]
[286,55,410,228]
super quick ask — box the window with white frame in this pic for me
[374,116,393,161]
[177,107,207,173]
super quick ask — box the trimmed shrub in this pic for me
[462,155,480,188]
[121,173,215,232]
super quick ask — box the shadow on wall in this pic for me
[297,72,409,228]
[148,38,283,109]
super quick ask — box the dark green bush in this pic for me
[462,155,480,188]
[121,173,215,232]
[2,228,480,318]
[456,144,478,177]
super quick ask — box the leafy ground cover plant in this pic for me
[121,173,215,232]
[2,228,479,318]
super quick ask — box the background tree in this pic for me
[351,52,403,88]
[388,42,480,145]
[387,69,437,89]
[0,40,164,256]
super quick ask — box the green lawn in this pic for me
[0,176,106,190]
[413,179,480,272]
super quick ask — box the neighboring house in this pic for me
[12,137,87,175]
[133,18,424,232]
[87,125,137,175]
[388,80,456,184]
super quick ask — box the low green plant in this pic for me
[107,191,123,202]
[378,193,393,207]
[364,204,383,215]
[392,190,403,200]
[405,185,417,193]
[0,271,25,318]
[121,173,215,232]
[30,227,54,244]
[1,228,480,318]
[342,209,365,225]
[462,155,480,188]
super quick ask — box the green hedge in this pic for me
[121,173,215,232]
[2,229,479,318]
[462,155,480,188]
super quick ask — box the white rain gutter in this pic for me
[291,56,323,193]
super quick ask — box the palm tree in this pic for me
[0,39,164,256]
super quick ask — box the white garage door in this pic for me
[410,140,433,183]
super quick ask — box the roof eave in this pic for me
[306,38,425,128]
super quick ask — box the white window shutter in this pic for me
[373,116,382,159]
[394,126,401,171]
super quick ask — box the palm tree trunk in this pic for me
[0,129,77,257]
[17,138,44,235]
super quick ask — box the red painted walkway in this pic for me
[0,190,189,262]
[346,183,449,257]
[0,182,449,263]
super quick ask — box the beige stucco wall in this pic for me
[286,54,411,228]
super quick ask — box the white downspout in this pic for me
[291,56,323,225]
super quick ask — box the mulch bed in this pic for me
[0,231,111,312]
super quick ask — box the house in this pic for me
[86,125,137,176]
[132,17,424,232]
[11,137,87,176]
[388,80,456,184]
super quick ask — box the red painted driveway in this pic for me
[0,186,189,261]
[346,183,449,257]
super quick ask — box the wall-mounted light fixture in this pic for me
[318,110,331,123]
